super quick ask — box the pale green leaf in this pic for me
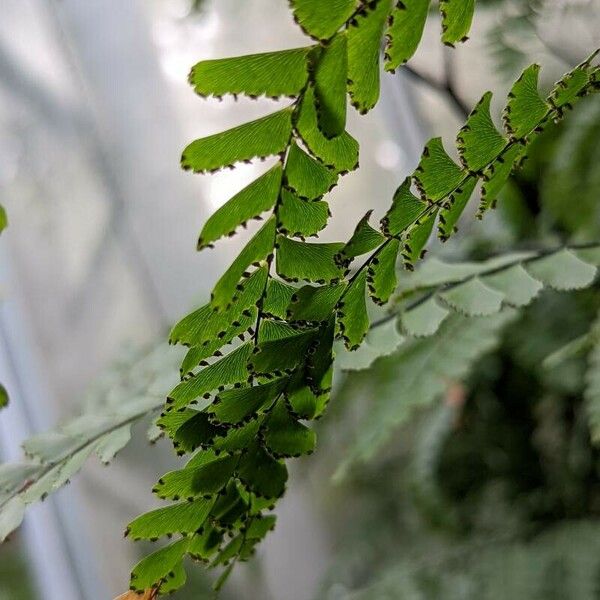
[439,277,505,316]
[525,249,597,290]
[0,496,25,542]
[181,108,292,173]
[95,425,131,464]
[189,47,310,98]
[483,264,543,307]
[399,295,450,337]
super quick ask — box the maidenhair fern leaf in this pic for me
[479,145,523,215]
[439,277,505,316]
[283,142,337,200]
[338,271,370,350]
[548,52,598,110]
[400,295,450,337]
[503,64,548,140]
[440,0,476,46]
[126,499,214,540]
[289,0,357,41]
[197,165,282,249]
[457,92,506,172]
[401,210,437,268]
[313,32,348,138]
[211,217,275,309]
[264,399,316,457]
[413,138,464,201]
[275,236,344,283]
[188,47,311,99]
[237,443,287,498]
[0,497,25,542]
[287,283,347,323]
[278,188,330,238]
[263,278,296,319]
[384,0,431,71]
[437,176,476,241]
[380,178,427,237]
[182,108,293,173]
[168,343,253,411]
[347,0,392,113]
[337,211,386,266]
[367,239,400,305]
[129,539,188,592]
[295,86,359,173]
[525,249,597,290]
[484,264,543,307]
[250,329,319,375]
[286,384,330,420]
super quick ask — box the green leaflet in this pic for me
[437,176,476,241]
[295,86,359,173]
[313,32,348,138]
[130,539,188,592]
[347,0,392,113]
[400,295,450,337]
[525,249,597,290]
[211,217,275,309]
[168,343,253,411]
[262,278,296,319]
[154,455,238,499]
[306,318,336,393]
[172,412,227,454]
[237,443,288,498]
[338,271,370,350]
[276,236,344,283]
[283,142,337,200]
[401,209,437,268]
[171,266,267,346]
[457,92,506,172]
[264,399,316,457]
[258,319,301,343]
[384,0,431,71]
[287,384,330,420]
[287,283,347,322]
[250,328,319,375]
[503,64,548,140]
[439,277,505,316]
[213,419,262,453]
[381,178,427,237]
[188,47,310,99]
[290,0,357,41]
[367,239,399,305]
[413,138,464,201]
[337,211,386,266]
[159,561,187,594]
[187,526,223,561]
[210,377,289,424]
[197,165,282,249]
[548,52,598,110]
[182,108,293,173]
[484,264,543,307]
[440,0,476,46]
[278,188,330,238]
[479,144,523,215]
[126,498,214,540]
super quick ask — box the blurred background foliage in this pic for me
[1,0,599,598]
